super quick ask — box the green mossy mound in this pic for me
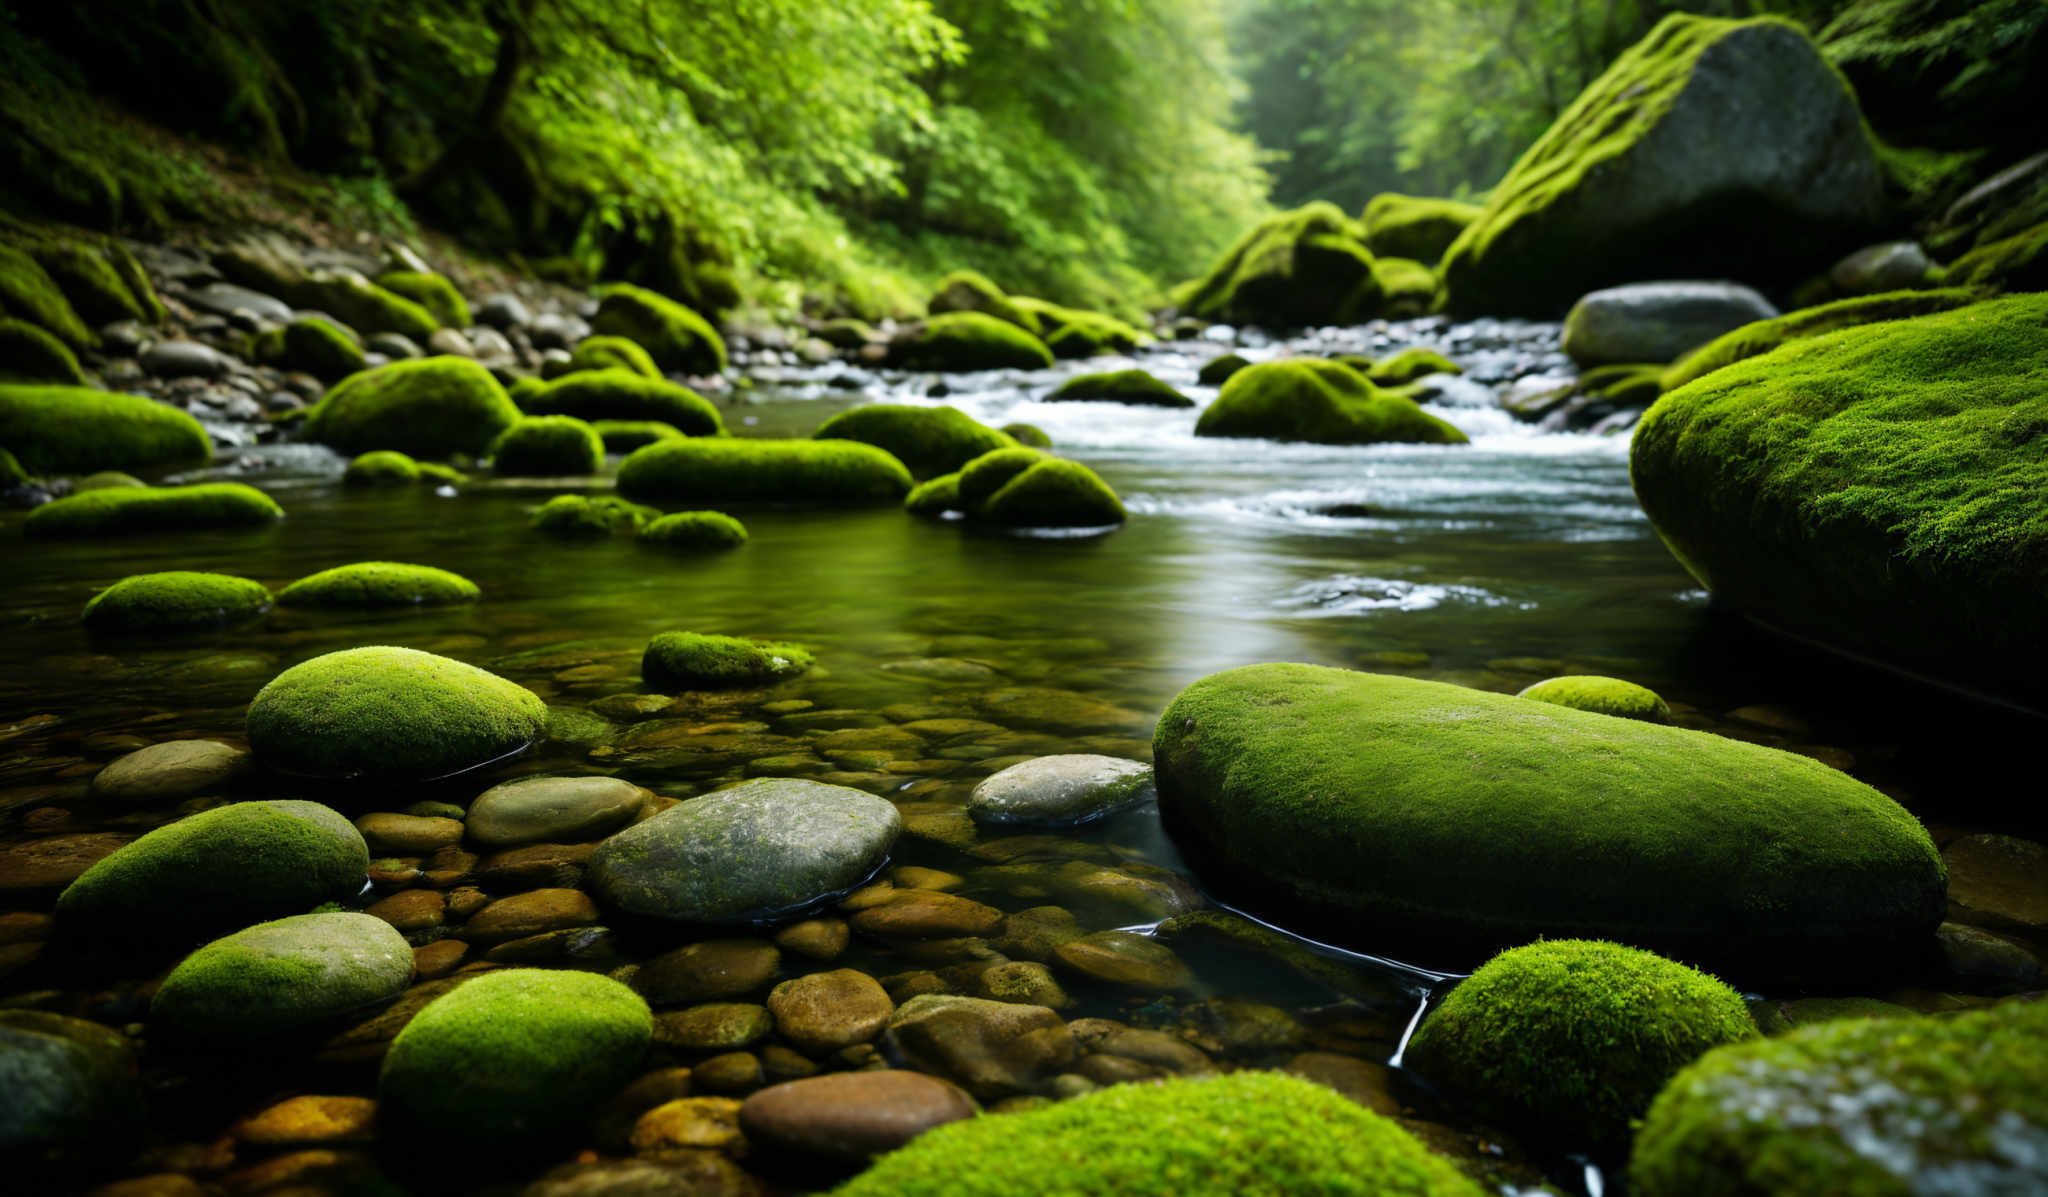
[1660,288,1985,391]
[643,631,814,691]
[150,912,413,1040]
[281,316,365,380]
[1408,939,1757,1149]
[32,241,159,325]
[905,472,961,519]
[530,494,658,537]
[1361,194,1484,263]
[81,571,272,633]
[0,318,88,384]
[1179,202,1383,328]
[276,562,480,609]
[589,284,726,376]
[1000,422,1051,448]
[490,415,604,476]
[1043,312,1149,359]
[74,471,142,491]
[0,385,210,475]
[25,483,281,538]
[1517,675,1671,723]
[1047,369,1192,408]
[1631,293,2048,702]
[292,273,437,340]
[1153,664,1946,979]
[246,646,548,782]
[617,438,913,507]
[56,800,367,943]
[304,357,521,458]
[1372,258,1440,317]
[1367,347,1463,386]
[956,447,1046,511]
[927,269,1038,334]
[814,318,878,350]
[1630,997,2048,1195]
[1197,353,1251,386]
[979,458,1126,528]
[0,244,94,349]
[566,335,661,379]
[896,312,1055,372]
[1196,360,1468,446]
[590,420,685,453]
[1943,220,2048,293]
[833,1071,1484,1197]
[640,510,747,551]
[379,969,651,1149]
[522,369,724,437]
[810,404,1016,479]
[374,271,471,330]
[342,450,420,487]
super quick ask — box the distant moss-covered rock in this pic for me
[280,316,365,380]
[1179,202,1382,328]
[304,357,522,458]
[277,562,480,609]
[1660,288,1985,391]
[522,369,725,437]
[1044,312,1149,359]
[1408,939,1757,1148]
[618,438,913,506]
[0,319,88,385]
[1047,369,1192,408]
[591,419,685,453]
[811,404,1015,479]
[530,494,658,537]
[246,646,547,782]
[81,571,272,632]
[1196,360,1467,446]
[1000,422,1051,448]
[643,631,814,691]
[375,271,471,330]
[590,284,726,375]
[1517,675,1671,722]
[73,471,143,491]
[927,269,1038,335]
[905,472,961,519]
[1361,194,1484,263]
[32,241,160,325]
[491,415,604,476]
[25,483,282,538]
[566,335,661,379]
[292,271,437,339]
[1197,353,1251,387]
[151,912,413,1040]
[1371,258,1439,317]
[896,312,1055,372]
[641,510,747,551]
[1366,348,1462,386]
[342,449,421,487]
[0,385,211,475]
[0,244,94,349]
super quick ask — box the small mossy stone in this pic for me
[491,416,604,476]
[927,269,1037,335]
[567,335,661,379]
[1197,353,1251,386]
[978,458,1126,529]
[905,473,961,518]
[956,448,1046,513]
[246,646,548,782]
[811,404,1015,479]
[81,571,273,633]
[1407,939,1757,1149]
[342,450,420,487]
[999,422,1051,448]
[277,562,480,609]
[379,969,651,1149]
[304,357,521,458]
[1197,360,1468,446]
[592,420,685,453]
[617,438,912,507]
[530,494,658,537]
[0,319,88,385]
[896,312,1055,372]
[151,912,413,1040]
[0,384,211,475]
[524,369,724,436]
[24,483,281,538]
[641,511,746,551]
[0,244,94,350]
[1659,287,1987,391]
[814,318,878,350]
[374,271,471,330]
[643,632,814,691]
[1517,675,1671,723]
[1367,348,1463,386]
[1361,194,1485,262]
[418,462,467,486]
[1180,202,1383,328]
[281,317,366,380]
[1047,369,1192,408]
[589,285,726,376]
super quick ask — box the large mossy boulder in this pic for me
[1631,292,2048,704]
[81,571,273,633]
[926,269,1037,335]
[1439,15,1887,317]
[246,646,548,782]
[0,385,211,475]
[24,483,282,538]
[150,912,413,1040]
[490,415,604,476]
[617,438,913,506]
[589,284,727,375]
[1562,281,1779,366]
[811,404,1016,479]
[894,312,1055,372]
[303,357,522,458]
[1629,997,2048,1195]
[279,316,366,380]
[1047,369,1192,408]
[1152,664,1946,979]
[589,779,902,924]
[1658,287,1984,391]
[832,1071,1484,1197]
[275,562,480,609]
[975,457,1126,529]
[0,1011,142,1171]
[1179,202,1383,328]
[520,369,725,437]
[1195,360,1467,446]
[1360,194,1484,263]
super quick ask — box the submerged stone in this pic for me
[466,776,647,847]
[642,631,813,691]
[617,438,913,506]
[0,1010,142,1168]
[967,754,1153,826]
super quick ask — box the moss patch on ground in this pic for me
[0,244,94,350]
[0,319,88,385]
[811,404,1015,479]
[617,438,913,507]
[25,483,281,538]
[1196,359,1467,446]
[0,384,211,475]
[81,571,273,632]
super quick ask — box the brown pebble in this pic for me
[365,889,445,932]
[412,940,468,979]
[233,1095,377,1146]
[85,1176,209,1197]
[848,891,1005,939]
[444,886,490,920]
[838,881,895,911]
[459,888,599,944]
[767,969,894,1056]
[738,1070,976,1166]
[774,918,850,961]
[1052,930,1193,989]
[692,1051,765,1095]
[655,1004,773,1051]
[354,813,464,855]
[629,1098,744,1153]
[636,939,781,1005]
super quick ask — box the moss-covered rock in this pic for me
[1943,220,2048,293]
[521,369,724,437]
[1361,194,1485,263]
[814,318,879,351]
[56,800,367,943]
[1630,997,2048,1195]
[0,244,94,349]
[1197,353,1252,387]
[1196,360,1468,446]
[1564,282,1781,367]
[0,385,210,475]
[641,511,747,551]
[927,269,1038,335]
[1440,15,1887,317]
[1517,675,1671,722]
[617,438,913,506]
[292,271,437,339]
[490,415,604,476]
[589,284,726,376]
[904,472,961,519]
[978,458,1126,529]
[810,404,1015,479]
[150,912,413,1040]
[1047,369,1192,408]
[565,335,661,379]
[1408,939,1757,1148]
[591,419,686,453]
[81,571,272,632]
[895,312,1055,372]
[1152,664,1946,979]
[25,483,282,538]
[530,494,658,537]
[1371,258,1439,317]
[0,1010,142,1172]
[1632,292,2048,703]
[304,357,522,458]
[379,969,651,1148]
[833,1071,1484,1197]
[1179,203,1383,328]
[374,271,471,330]
[280,316,365,380]
[956,447,1046,511]
[643,632,814,691]
[1364,348,1462,386]
[342,449,421,487]
[31,242,158,326]
[1000,422,1051,448]
[246,646,548,781]
[1044,312,1149,359]
[276,562,480,609]
[0,319,88,385]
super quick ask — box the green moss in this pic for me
[928,269,1038,335]
[0,244,94,349]
[905,472,962,518]
[979,458,1126,528]
[1000,422,1051,448]
[897,312,1055,372]
[0,319,88,384]
[81,570,272,632]
[105,243,166,323]
[31,242,152,326]
[643,631,814,691]
[25,483,281,538]
[1944,221,2048,292]
[530,494,658,537]
[833,1071,1484,1197]
[150,912,413,1039]
[1179,203,1383,328]
[374,271,471,329]
[1197,353,1251,387]
[379,969,651,1148]
[640,510,747,551]
[566,335,661,379]
[522,369,724,437]
[1409,939,1757,1149]
[0,385,210,475]
[277,562,480,609]
[1580,363,1666,410]
[305,357,521,458]
[1371,258,1440,317]
[617,437,913,506]
[1368,348,1463,386]
[1661,288,1986,391]
[281,316,365,380]
[590,419,685,453]
[589,284,727,376]
[292,273,437,339]
[1047,369,1192,408]
[508,375,549,406]
[1197,360,1468,446]
[1044,312,1150,360]
[811,404,1015,479]
[491,415,604,476]
[0,445,29,488]
[342,449,420,487]
[417,462,467,486]
[1361,194,1485,263]
[956,447,1047,511]
[74,471,142,491]
[246,646,548,781]
[1630,997,2048,1196]
[1517,675,1671,723]
[247,325,286,366]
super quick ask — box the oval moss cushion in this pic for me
[0,384,211,475]
[642,631,813,691]
[25,483,283,538]
[832,1071,1484,1197]
[276,562,480,609]
[303,357,521,458]
[378,969,651,1147]
[151,912,413,1039]
[246,646,547,781]
[1152,664,1945,979]
[895,312,1055,372]
[617,438,912,506]
[640,511,746,551]
[1516,675,1670,722]
[523,370,724,437]
[810,404,1015,479]
[81,571,273,632]
[1196,359,1467,445]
